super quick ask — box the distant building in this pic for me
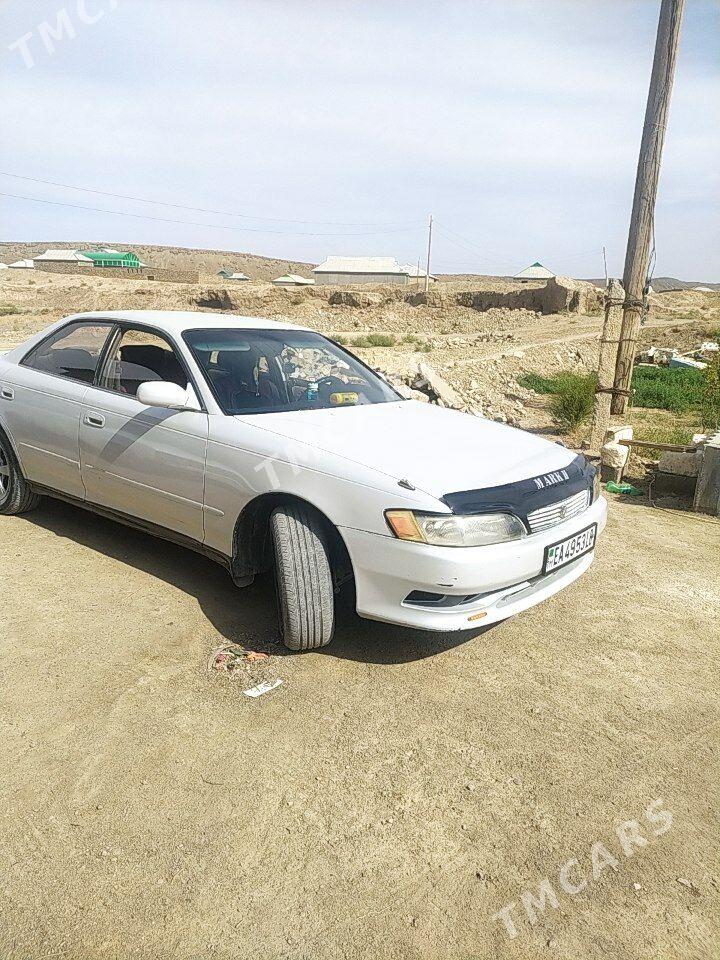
[78,250,143,269]
[272,274,315,288]
[34,249,93,265]
[400,263,437,284]
[9,259,34,269]
[218,270,250,281]
[313,257,410,286]
[514,261,555,281]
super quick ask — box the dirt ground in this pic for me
[2,257,719,958]
[1,491,719,960]
[2,267,718,432]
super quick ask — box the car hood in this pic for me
[236,401,578,501]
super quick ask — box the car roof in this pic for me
[63,310,313,334]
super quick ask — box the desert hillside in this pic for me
[0,242,313,281]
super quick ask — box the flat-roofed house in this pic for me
[313,256,410,286]
[218,270,250,281]
[400,263,437,284]
[271,274,315,288]
[34,249,94,266]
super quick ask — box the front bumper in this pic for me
[339,495,607,631]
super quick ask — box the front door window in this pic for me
[99,329,188,397]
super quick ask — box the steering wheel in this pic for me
[317,375,346,397]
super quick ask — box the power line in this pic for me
[0,172,423,229]
[433,221,513,263]
[432,223,503,267]
[0,192,424,238]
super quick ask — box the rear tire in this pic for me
[0,431,41,516]
[270,503,335,651]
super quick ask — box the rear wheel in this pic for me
[0,432,41,515]
[270,503,335,650]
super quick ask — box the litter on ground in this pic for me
[243,679,284,698]
[605,481,643,496]
[210,644,270,676]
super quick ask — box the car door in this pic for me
[79,325,209,543]
[0,320,115,499]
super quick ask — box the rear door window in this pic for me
[22,322,115,384]
[98,328,189,398]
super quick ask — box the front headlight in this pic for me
[385,510,527,547]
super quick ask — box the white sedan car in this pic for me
[0,311,606,650]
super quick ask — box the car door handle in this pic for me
[84,412,105,428]
[0,386,14,401]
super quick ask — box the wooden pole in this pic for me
[589,278,625,450]
[424,214,433,293]
[611,0,685,414]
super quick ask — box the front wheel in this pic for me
[270,503,335,651]
[0,432,41,516]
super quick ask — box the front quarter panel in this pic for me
[202,415,444,557]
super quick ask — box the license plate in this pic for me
[543,523,597,574]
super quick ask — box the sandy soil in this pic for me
[1,492,719,960]
[1,269,718,432]
[1,261,719,957]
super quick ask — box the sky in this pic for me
[0,0,718,279]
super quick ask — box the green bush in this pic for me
[351,333,396,348]
[548,372,597,431]
[517,372,559,395]
[520,369,596,429]
[630,365,706,413]
[0,303,22,317]
[700,354,720,432]
[332,334,349,345]
[633,424,695,459]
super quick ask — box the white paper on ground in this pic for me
[243,678,283,698]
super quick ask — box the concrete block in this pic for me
[694,434,720,516]
[654,472,697,498]
[603,425,633,445]
[657,450,703,478]
[601,441,629,477]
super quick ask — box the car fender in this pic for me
[203,417,446,558]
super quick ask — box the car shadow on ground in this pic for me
[19,498,490,665]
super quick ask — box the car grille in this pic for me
[526,489,590,533]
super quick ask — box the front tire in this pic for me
[0,431,41,516]
[270,503,335,650]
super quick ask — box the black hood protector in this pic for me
[441,454,595,524]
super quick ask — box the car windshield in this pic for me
[183,328,403,415]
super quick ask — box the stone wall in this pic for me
[34,262,199,284]
[34,262,95,274]
[407,276,604,316]
[142,267,200,284]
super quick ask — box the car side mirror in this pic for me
[137,381,200,411]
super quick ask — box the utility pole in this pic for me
[589,278,625,450]
[611,0,685,415]
[424,214,433,293]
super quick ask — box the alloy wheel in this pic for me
[0,441,11,504]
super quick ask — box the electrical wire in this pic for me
[0,172,423,228]
[0,192,424,238]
